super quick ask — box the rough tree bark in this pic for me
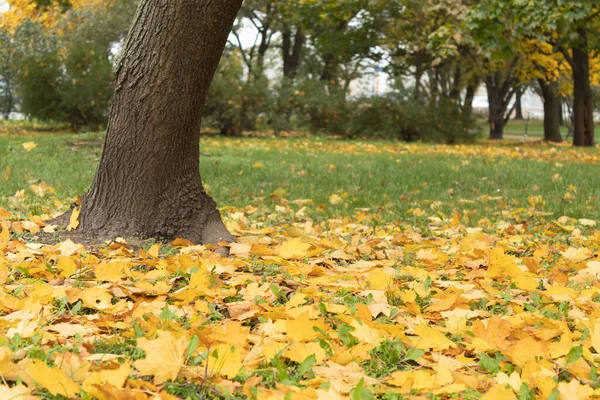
[571,27,595,147]
[72,0,242,249]
[538,79,563,143]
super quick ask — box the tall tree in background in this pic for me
[516,39,571,143]
[468,1,528,140]
[480,0,599,146]
[231,0,277,78]
[301,0,382,95]
[524,0,599,146]
[384,0,480,119]
[69,0,242,250]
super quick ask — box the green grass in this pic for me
[478,118,600,141]
[1,131,600,224]
[503,118,569,135]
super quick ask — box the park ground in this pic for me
[1,123,600,399]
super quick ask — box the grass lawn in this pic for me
[1,130,599,223]
[479,118,600,142]
[2,127,600,399]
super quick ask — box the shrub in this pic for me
[204,50,271,136]
[347,94,479,144]
[13,21,63,122]
[58,40,113,128]
[9,2,135,129]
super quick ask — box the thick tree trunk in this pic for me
[538,78,563,143]
[572,27,595,147]
[76,0,242,247]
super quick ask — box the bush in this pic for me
[9,2,136,129]
[204,50,271,136]
[347,94,479,144]
[13,21,63,121]
[293,79,349,135]
[58,40,113,128]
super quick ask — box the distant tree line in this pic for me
[1,0,599,146]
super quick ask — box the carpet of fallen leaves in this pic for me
[2,138,600,399]
[202,137,600,165]
[2,201,600,400]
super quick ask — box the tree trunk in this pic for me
[282,25,304,80]
[514,91,524,120]
[413,52,424,102]
[572,27,595,147]
[462,80,477,120]
[484,68,520,140]
[538,79,562,143]
[558,101,565,126]
[449,65,462,103]
[2,77,12,119]
[75,0,242,248]
[486,81,505,140]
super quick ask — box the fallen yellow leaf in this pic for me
[133,331,188,384]
[22,141,36,151]
[26,359,80,397]
[67,207,80,231]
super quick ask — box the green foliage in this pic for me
[295,78,349,135]
[58,39,113,128]
[7,1,136,128]
[347,95,479,144]
[0,27,16,118]
[204,49,271,136]
[13,20,63,121]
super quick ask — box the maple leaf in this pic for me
[0,384,30,400]
[25,359,80,397]
[133,330,188,384]
[286,313,328,342]
[487,248,523,280]
[82,362,130,399]
[279,237,312,259]
[80,287,113,310]
[412,323,457,351]
[204,344,244,379]
[67,207,81,231]
[312,362,378,394]
[57,256,77,278]
[481,384,518,400]
[0,221,9,251]
[285,342,327,364]
[95,260,125,282]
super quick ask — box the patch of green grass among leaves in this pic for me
[1,131,599,224]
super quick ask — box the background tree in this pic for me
[476,0,600,146]
[1,0,137,128]
[0,27,16,118]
